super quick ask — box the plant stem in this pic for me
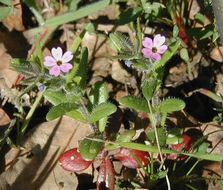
[147,101,171,190]
[150,153,154,176]
[185,183,197,190]
[20,91,44,136]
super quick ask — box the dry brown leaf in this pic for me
[201,124,223,190]
[0,43,11,70]
[92,57,111,77]
[1,116,92,190]
[81,33,116,60]
[0,108,10,126]
[210,46,223,62]
[2,0,25,31]
[189,0,200,19]
[111,61,137,88]
[216,73,223,95]
[201,124,223,155]
[0,69,19,89]
[89,4,120,20]
[0,43,18,89]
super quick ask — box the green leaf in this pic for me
[194,88,223,103]
[109,32,136,54]
[188,26,214,40]
[173,25,179,38]
[155,170,168,179]
[46,103,79,120]
[142,79,158,101]
[43,89,66,105]
[23,0,44,25]
[89,82,109,105]
[11,58,42,81]
[45,0,110,27]
[117,129,136,142]
[133,59,149,71]
[0,0,12,6]
[158,98,185,113]
[89,103,117,123]
[115,142,223,162]
[153,40,181,70]
[0,6,12,21]
[142,1,164,15]
[73,47,88,89]
[117,7,142,25]
[27,0,110,35]
[69,23,95,55]
[166,136,183,145]
[89,82,109,132]
[197,141,209,154]
[180,48,190,62]
[147,127,167,147]
[119,95,149,112]
[66,109,87,123]
[79,137,104,161]
[66,0,81,11]
[98,117,107,133]
[194,13,205,25]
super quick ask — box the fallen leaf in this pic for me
[2,0,25,31]
[0,43,11,70]
[210,46,223,62]
[0,108,10,126]
[0,69,19,88]
[81,33,116,60]
[111,61,136,87]
[1,116,92,190]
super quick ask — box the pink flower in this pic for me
[142,34,168,62]
[44,47,73,77]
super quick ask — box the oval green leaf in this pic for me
[120,95,149,112]
[89,102,117,123]
[43,89,66,105]
[142,79,158,101]
[117,129,136,143]
[79,138,104,161]
[46,103,79,121]
[147,127,167,147]
[158,98,185,113]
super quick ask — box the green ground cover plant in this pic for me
[0,0,223,189]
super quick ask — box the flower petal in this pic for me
[142,37,153,49]
[157,45,168,54]
[60,63,73,73]
[151,53,161,62]
[44,56,57,66]
[51,47,63,61]
[49,66,61,76]
[153,34,166,48]
[62,51,73,63]
[142,48,152,59]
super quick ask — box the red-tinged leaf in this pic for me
[171,134,192,151]
[115,148,150,169]
[97,157,115,190]
[59,148,92,172]
[176,16,190,45]
[168,134,192,160]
